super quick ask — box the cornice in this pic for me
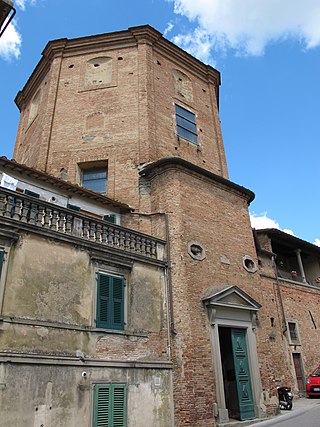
[151,33,220,87]
[129,24,162,45]
[15,25,220,110]
[0,351,173,369]
[140,157,255,204]
[0,217,166,268]
[256,228,320,254]
[15,38,68,110]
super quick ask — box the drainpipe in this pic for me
[295,249,306,283]
[129,211,174,361]
[163,212,175,336]
[0,0,16,38]
[0,247,11,315]
[272,255,287,334]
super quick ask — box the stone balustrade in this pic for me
[0,188,164,260]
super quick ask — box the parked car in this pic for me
[306,366,320,398]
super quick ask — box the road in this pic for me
[251,398,320,427]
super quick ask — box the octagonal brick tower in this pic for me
[14,25,227,209]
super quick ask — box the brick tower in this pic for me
[13,26,272,426]
[14,25,227,210]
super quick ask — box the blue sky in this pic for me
[1,0,319,245]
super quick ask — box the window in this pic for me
[93,384,127,427]
[242,255,258,273]
[288,321,300,345]
[82,168,107,193]
[24,189,40,198]
[175,104,198,144]
[96,273,124,330]
[104,214,117,224]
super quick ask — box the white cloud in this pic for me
[170,0,320,61]
[314,239,320,247]
[250,212,295,236]
[15,0,27,10]
[0,23,22,60]
[173,27,214,64]
[15,0,37,11]
[164,21,174,37]
[0,0,38,61]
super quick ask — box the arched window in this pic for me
[85,112,105,130]
[28,89,41,125]
[173,69,193,102]
[85,57,112,87]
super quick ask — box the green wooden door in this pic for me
[231,328,255,421]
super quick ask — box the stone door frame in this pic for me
[202,286,265,424]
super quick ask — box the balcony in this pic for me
[273,242,320,288]
[0,187,165,261]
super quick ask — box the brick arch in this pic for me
[85,112,105,130]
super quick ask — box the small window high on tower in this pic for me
[175,104,198,144]
[82,167,107,193]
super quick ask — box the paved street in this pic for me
[251,398,320,427]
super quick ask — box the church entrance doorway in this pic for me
[219,327,255,421]
[202,285,264,424]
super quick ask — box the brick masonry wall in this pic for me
[13,34,227,212]
[144,163,320,424]
[257,257,320,396]
[147,167,266,426]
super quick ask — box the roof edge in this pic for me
[140,157,255,204]
[15,25,220,109]
[0,157,131,211]
[255,228,320,253]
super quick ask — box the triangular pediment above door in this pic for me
[202,285,261,311]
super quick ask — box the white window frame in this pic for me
[287,320,301,345]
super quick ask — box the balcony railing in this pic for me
[277,268,320,288]
[0,188,165,260]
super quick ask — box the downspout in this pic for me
[0,247,11,315]
[164,212,175,336]
[0,2,16,38]
[272,255,287,334]
[254,229,287,334]
[129,211,174,361]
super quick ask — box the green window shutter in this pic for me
[103,214,117,224]
[113,385,127,427]
[93,384,127,427]
[0,251,3,277]
[24,189,40,198]
[97,274,111,328]
[97,274,124,330]
[67,203,81,212]
[112,277,124,330]
[93,384,111,427]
